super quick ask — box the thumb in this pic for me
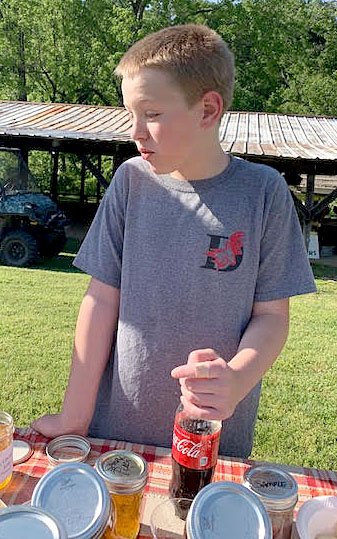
[171,348,219,379]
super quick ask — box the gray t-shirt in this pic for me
[73,155,316,458]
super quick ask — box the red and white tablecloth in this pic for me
[1,428,336,538]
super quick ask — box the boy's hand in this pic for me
[31,413,88,439]
[171,348,241,421]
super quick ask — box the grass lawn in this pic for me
[0,240,336,470]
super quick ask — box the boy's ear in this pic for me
[200,91,223,128]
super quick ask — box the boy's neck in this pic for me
[170,144,230,181]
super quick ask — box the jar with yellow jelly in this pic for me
[95,450,148,539]
[0,412,14,490]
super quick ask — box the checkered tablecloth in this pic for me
[1,427,337,538]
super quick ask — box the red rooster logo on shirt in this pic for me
[205,231,244,271]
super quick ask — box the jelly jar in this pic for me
[95,450,148,539]
[0,411,14,490]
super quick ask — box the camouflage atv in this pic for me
[0,148,67,267]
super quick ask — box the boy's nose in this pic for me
[130,118,148,141]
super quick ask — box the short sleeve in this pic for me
[73,165,128,288]
[254,174,316,302]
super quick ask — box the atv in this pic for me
[0,148,67,267]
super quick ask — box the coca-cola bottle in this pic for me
[169,403,222,512]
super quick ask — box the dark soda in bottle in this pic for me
[169,403,222,516]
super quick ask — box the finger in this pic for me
[195,362,212,378]
[171,361,218,380]
[171,349,222,379]
[180,377,223,394]
[180,396,223,421]
[172,357,226,380]
[187,348,219,365]
[180,387,218,409]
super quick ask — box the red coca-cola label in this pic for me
[172,421,220,470]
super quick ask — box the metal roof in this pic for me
[220,111,337,161]
[0,100,131,144]
[299,175,337,194]
[0,100,336,163]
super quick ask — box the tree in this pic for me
[208,0,337,115]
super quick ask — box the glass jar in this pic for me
[95,450,148,539]
[0,505,67,539]
[31,461,113,538]
[0,411,14,490]
[186,481,272,539]
[243,465,298,539]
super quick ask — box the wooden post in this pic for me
[80,159,86,205]
[50,150,59,201]
[112,144,124,176]
[96,154,101,205]
[303,173,315,252]
[18,147,29,188]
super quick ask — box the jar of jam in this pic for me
[95,450,148,539]
[31,461,114,538]
[243,465,298,539]
[0,411,14,490]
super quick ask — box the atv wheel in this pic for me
[41,230,67,257]
[0,230,39,267]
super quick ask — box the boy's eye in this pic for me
[145,112,160,119]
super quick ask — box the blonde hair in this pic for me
[115,24,235,113]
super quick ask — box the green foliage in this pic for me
[0,0,336,115]
[208,0,337,115]
[0,1,336,196]
[252,273,337,469]
[27,152,113,198]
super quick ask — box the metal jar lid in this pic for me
[46,435,91,466]
[243,465,298,511]
[31,462,111,539]
[0,505,67,539]
[13,439,34,465]
[186,481,272,539]
[95,450,148,494]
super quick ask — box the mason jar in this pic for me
[95,450,148,539]
[0,411,14,490]
[186,480,272,539]
[0,505,67,539]
[243,465,298,539]
[31,461,113,538]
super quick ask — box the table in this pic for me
[1,427,337,538]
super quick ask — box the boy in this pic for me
[33,24,316,458]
